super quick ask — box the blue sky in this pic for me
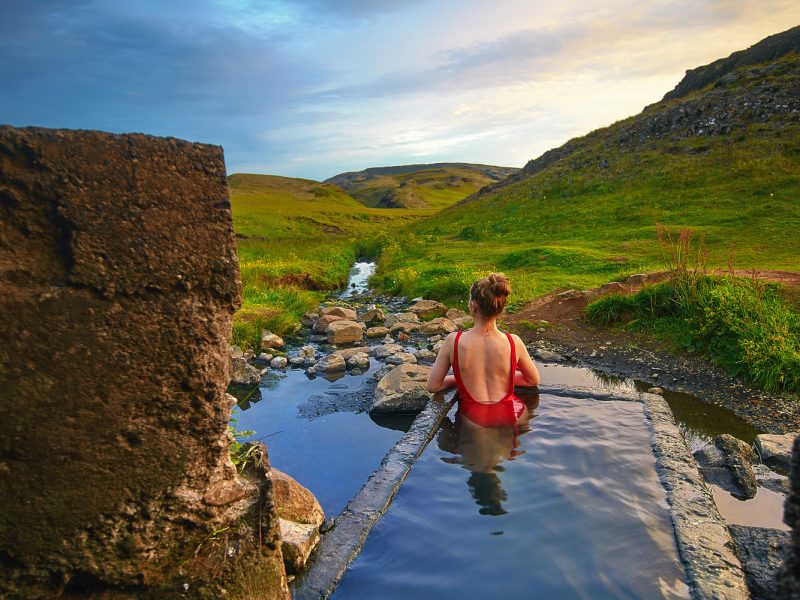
[1,1,798,180]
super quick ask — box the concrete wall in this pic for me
[0,126,288,598]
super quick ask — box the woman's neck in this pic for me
[472,314,498,334]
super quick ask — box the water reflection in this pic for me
[438,390,540,516]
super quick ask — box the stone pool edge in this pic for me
[641,391,750,600]
[290,390,458,600]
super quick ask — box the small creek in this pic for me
[232,262,788,597]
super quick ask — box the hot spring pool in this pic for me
[332,392,690,599]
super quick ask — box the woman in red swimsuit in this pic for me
[427,273,541,427]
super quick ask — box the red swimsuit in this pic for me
[453,330,525,427]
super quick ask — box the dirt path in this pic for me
[506,271,800,434]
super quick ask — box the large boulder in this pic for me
[271,469,324,526]
[327,319,364,345]
[314,314,343,333]
[373,343,404,359]
[757,433,798,471]
[419,317,457,335]
[231,356,261,385]
[389,322,418,335]
[446,308,467,320]
[371,364,433,413]
[319,306,357,320]
[367,326,390,338]
[386,352,417,365]
[261,330,285,350]
[0,126,288,598]
[410,299,448,319]
[279,519,320,575]
[316,354,346,372]
[357,307,386,324]
[714,434,758,499]
[384,312,420,328]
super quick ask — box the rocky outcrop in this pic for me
[271,470,324,575]
[0,126,288,599]
[757,433,798,472]
[371,364,433,413]
[776,436,800,599]
[715,434,758,499]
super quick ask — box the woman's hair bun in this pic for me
[487,272,511,297]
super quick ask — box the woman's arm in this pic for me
[512,334,541,387]
[427,333,456,392]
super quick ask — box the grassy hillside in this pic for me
[229,173,434,347]
[324,163,518,209]
[367,49,800,310]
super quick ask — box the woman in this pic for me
[427,273,541,428]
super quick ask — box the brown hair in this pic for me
[469,272,511,318]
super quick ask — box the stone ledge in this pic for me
[290,390,457,600]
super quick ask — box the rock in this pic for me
[366,326,390,338]
[279,518,320,575]
[776,437,800,599]
[371,364,433,413]
[386,352,417,365]
[753,464,790,494]
[231,356,261,385]
[532,348,563,363]
[309,334,328,343]
[371,364,394,381]
[382,335,395,344]
[599,281,625,295]
[299,345,316,360]
[327,320,364,345]
[244,348,256,360]
[397,331,409,342]
[409,299,448,319]
[445,308,467,320]
[373,344,404,359]
[389,322,418,335]
[288,357,305,367]
[301,311,317,328]
[346,352,370,370]
[415,349,437,362]
[270,356,288,369]
[729,525,789,600]
[357,307,386,324]
[384,312,420,328]
[419,317,457,335]
[271,469,325,526]
[306,366,316,377]
[432,340,445,355]
[314,314,343,334]
[453,316,474,330]
[647,387,664,395]
[319,306,357,320]
[332,346,373,360]
[258,352,273,362]
[316,354,346,372]
[715,434,757,499]
[756,433,798,472]
[230,345,244,359]
[260,330,285,350]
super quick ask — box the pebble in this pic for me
[270,356,288,369]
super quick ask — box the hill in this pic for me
[369,27,800,307]
[323,163,518,209]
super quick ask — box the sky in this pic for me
[1,1,798,180]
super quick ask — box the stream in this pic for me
[232,262,789,598]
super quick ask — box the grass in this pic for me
[587,275,800,393]
[366,118,800,310]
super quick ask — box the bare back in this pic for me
[454,329,514,403]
